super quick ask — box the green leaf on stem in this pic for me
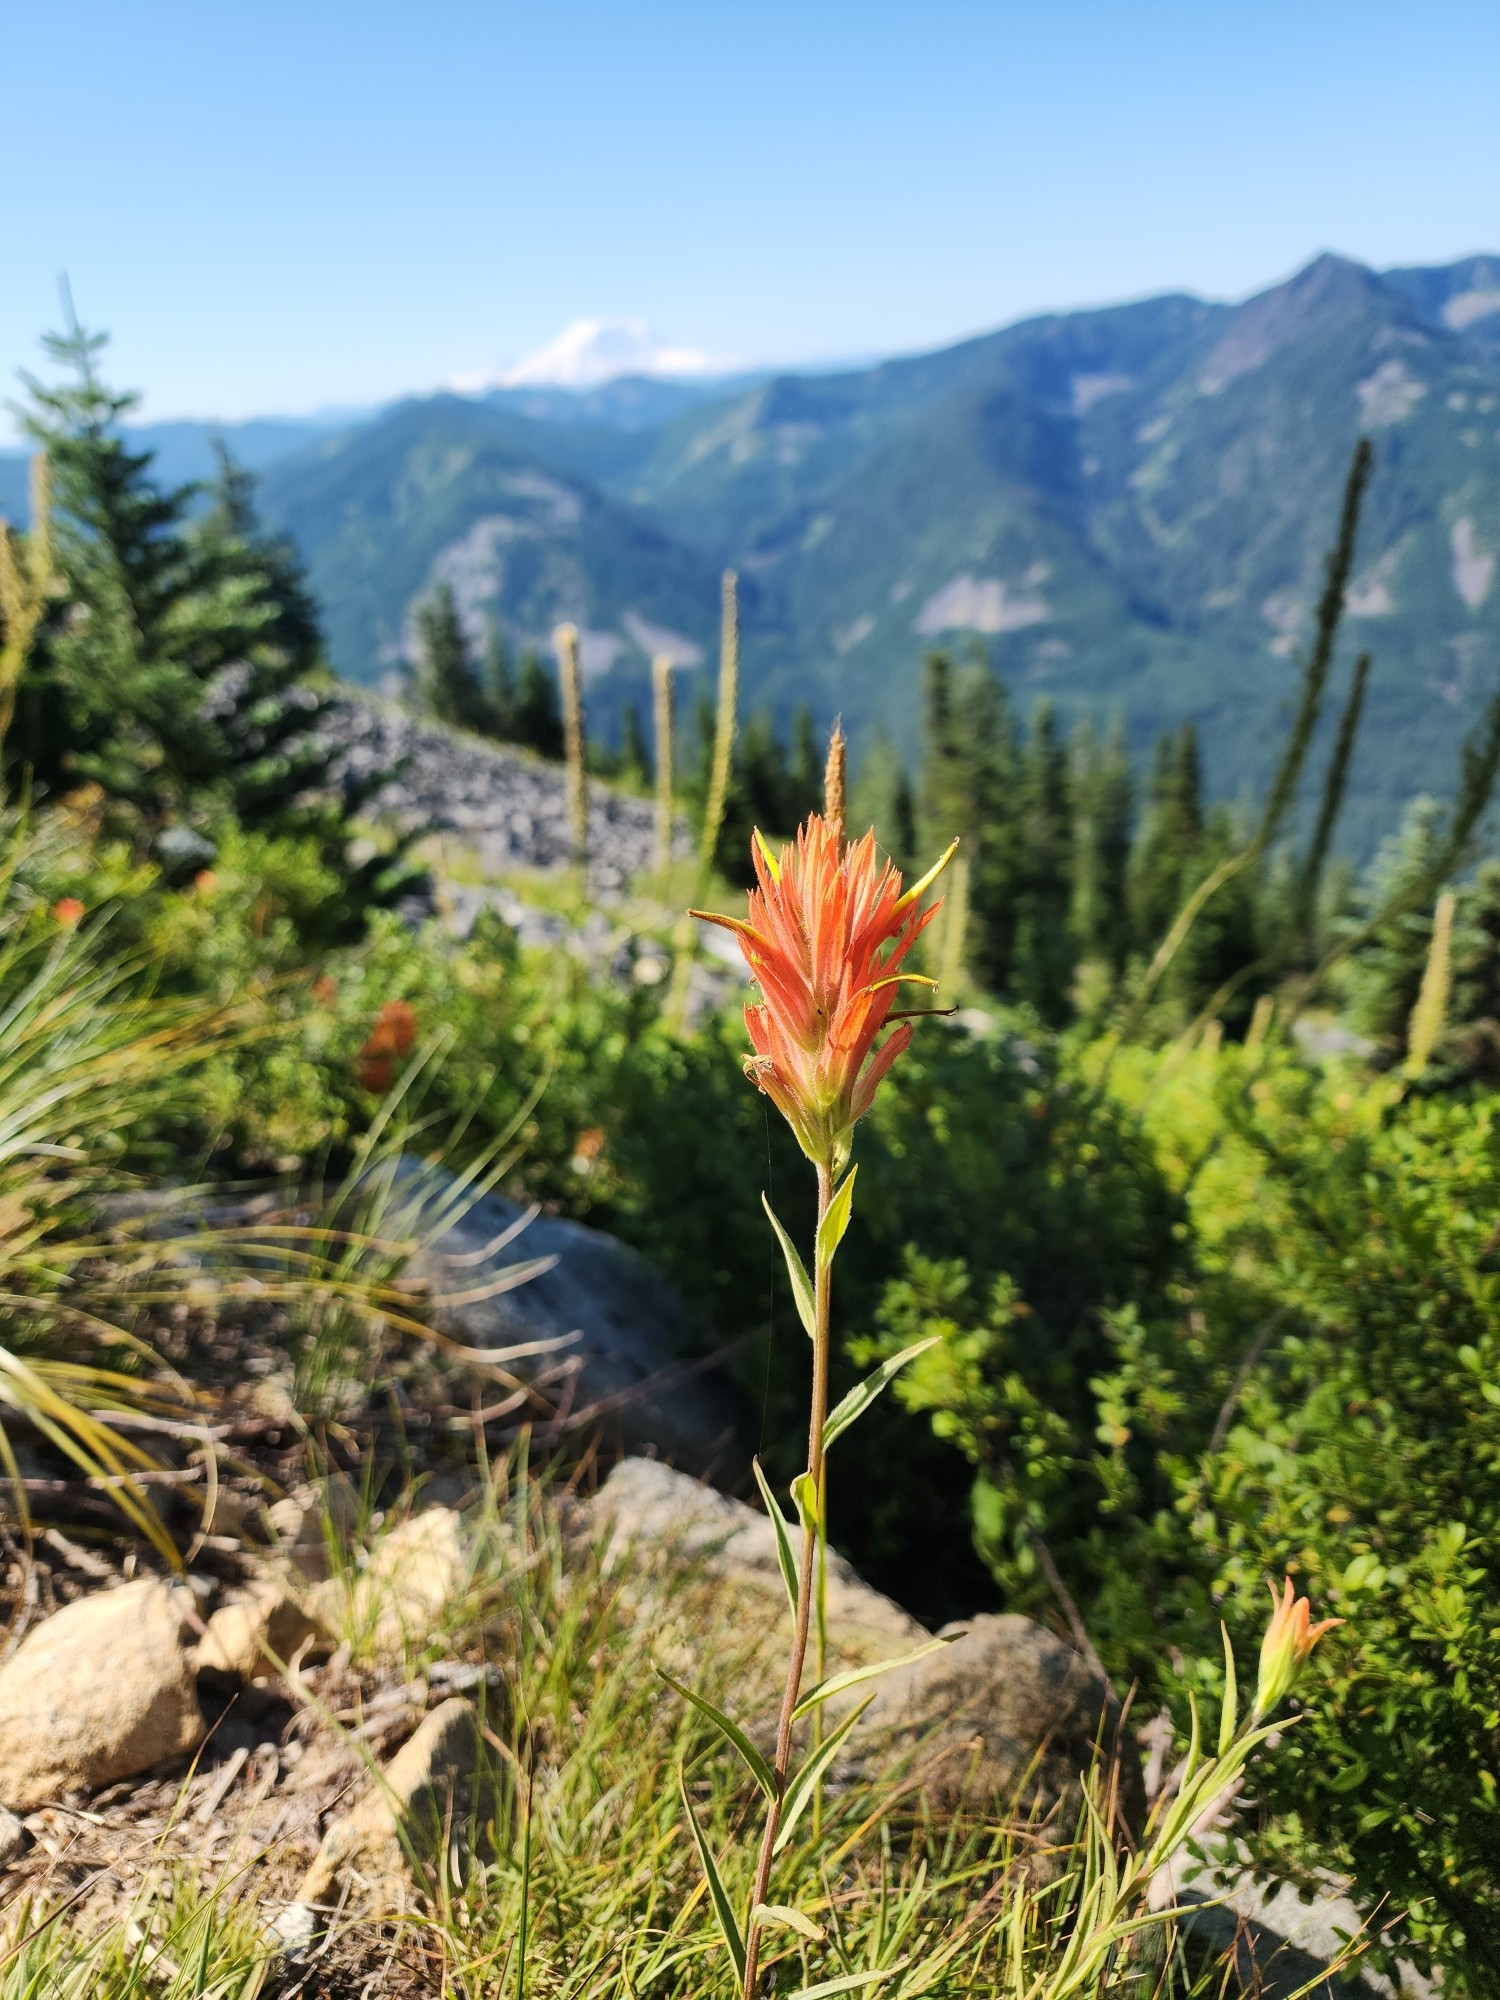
[656,1665,776,1800]
[815,1163,859,1268]
[822,1336,940,1452]
[787,1962,909,1998]
[753,1902,825,1944]
[791,1470,821,1536]
[763,1193,816,1338]
[678,1763,746,1980]
[791,1973,908,2000]
[773,1698,873,1853]
[792,1635,953,1719]
[753,1455,800,1617]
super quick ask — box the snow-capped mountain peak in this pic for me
[452,319,730,394]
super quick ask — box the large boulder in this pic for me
[401,1165,748,1477]
[845,1612,1144,1835]
[590,1458,1141,1831]
[0,1580,203,1809]
[593,1454,925,1682]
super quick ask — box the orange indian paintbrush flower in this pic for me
[694,814,956,1169]
[1254,1575,1344,1713]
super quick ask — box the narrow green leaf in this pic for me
[678,1764,746,1981]
[792,1635,952,1719]
[774,1698,872,1853]
[815,1164,858,1269]
[753,1455,800,1617]
[788,1963,909,1999]
[791,1470,820,1536]
[1218,1622,1237,1759]
[657,1665,776,1800]
[763,1193,815,1338]
[753,1902,825,1944]
[822,1335,940,1452]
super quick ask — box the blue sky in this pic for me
[3,0,1497,428]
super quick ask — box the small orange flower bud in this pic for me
[193,869,217,893]
[693,815,956,1169]
[1255,1575,1344,1714]
[51,897,85,926]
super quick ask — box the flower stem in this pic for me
[742,1159,835,2000]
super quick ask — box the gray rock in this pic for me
[0,1807,25,1867]
[0,1580,204,1809]
[402,1166,748,1478]
[846,1612,1144,1837]
[591,1460,1142,1834]
[1175,1854,1435,1999]
[315,692,687,888]
[594,1456,925,1679]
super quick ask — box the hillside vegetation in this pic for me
[223,252,1500,849]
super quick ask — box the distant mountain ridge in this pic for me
[8,256,1499,848]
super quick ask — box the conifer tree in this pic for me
[1011,698,1075,1020]
[480,617,517,740]
[1129,722,1204,953]
[957,665,1021,994]
[849,731,915,871]
[619,698,652,789]
[1071,715,1133,976]
[415,580,486,732]
[918,652,969,854]
[514,649,564,759]
[13,311,339,832]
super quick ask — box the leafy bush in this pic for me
[599,1012,1184,1621]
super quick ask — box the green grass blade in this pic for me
[656,1665,776,1800]
[678,1764,747,1980]
[763,1193,815,1337]
[753,1455,800,1617]
[1218,1621,1238,1757]
[823,1336,940,1452]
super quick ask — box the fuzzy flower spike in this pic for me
[695,815,957,1170]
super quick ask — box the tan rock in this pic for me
[321,1508,468,1658]
[297,1697,486,1908]
[265,1477,360,1582]
[195,1572,329,1680]
[0,1580,203,1810]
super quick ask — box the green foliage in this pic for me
[1167,1073,1500,1991]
